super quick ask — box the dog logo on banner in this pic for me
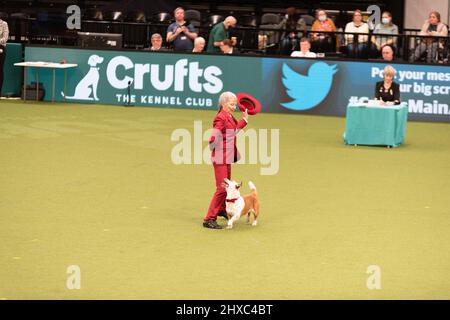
[62,54,104,101]
[281,62,337,111]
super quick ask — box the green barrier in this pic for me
[2,43,23,97]
[24,46,262,108]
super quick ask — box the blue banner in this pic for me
[261,57,450,122]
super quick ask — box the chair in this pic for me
[300,14,315,26]
[190,20,201,28]
[207,14,224,27]
[84,9,103,21]
[238,15,257,28]
[9,13,30,38]
[261,13,280,25]
[236,15,258,51]
[10,12,29,19]
[259,14,281,51]
[104,11,124,22]
[126,10,146,23]
[153,12,172,24]
[185,9,201,23]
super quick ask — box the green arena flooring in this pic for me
[0,100,449,299]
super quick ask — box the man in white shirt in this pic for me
[291,38,317,58]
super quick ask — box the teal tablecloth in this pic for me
[344,103,408,147]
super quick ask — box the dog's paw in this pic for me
[252,221,258,227]
[226,225,233,229]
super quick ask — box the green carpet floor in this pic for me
[0,101,449,299]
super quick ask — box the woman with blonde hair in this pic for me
[375,65,400,105]
[203,92,248,229]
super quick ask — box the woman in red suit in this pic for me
[203,92,248,229]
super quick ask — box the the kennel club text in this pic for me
[176,304,273,317]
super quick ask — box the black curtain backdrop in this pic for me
[104,0,176,15]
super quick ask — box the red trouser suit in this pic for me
[204,109,247,221]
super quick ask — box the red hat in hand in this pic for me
[236,93,261,115]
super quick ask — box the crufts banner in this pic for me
[24,46,450,122]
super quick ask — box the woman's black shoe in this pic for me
[203,220,223,229]
[218,211,229,220]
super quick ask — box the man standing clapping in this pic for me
[166,7,198,52]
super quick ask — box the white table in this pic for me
[14,61,78,102]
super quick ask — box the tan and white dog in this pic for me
[222,179,260,229]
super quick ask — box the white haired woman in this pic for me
[375,65,400,105]
[203,92,248,229]
[192,37,205,53]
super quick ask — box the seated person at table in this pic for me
[291,38,317,58]
[375,65,400,105]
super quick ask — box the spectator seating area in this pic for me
[1,0,449,64]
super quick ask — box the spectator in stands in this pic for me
[166,7,198,52]
[192,37,206,53]
[375,65,400,105]
[277,7,307,55]
[381,45,395,61]
[220,39,239,55]
[370,11,399,58]
[311,9,337,53]
[0,17,8,95]
[207,16,237,53]
[145,33,169,51]
[411,11,448,63]
[291,38,317,58]
[344,10,369,58]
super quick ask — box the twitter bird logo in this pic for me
[281,62,337,111]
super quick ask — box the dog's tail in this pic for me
[248,181,257,196]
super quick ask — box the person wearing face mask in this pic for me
[203,92,248,229]
[311,9,337,54]
[207,16,237,53]
[411,11,448,63]
[344,10,369,58]
[370,11,399,58]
